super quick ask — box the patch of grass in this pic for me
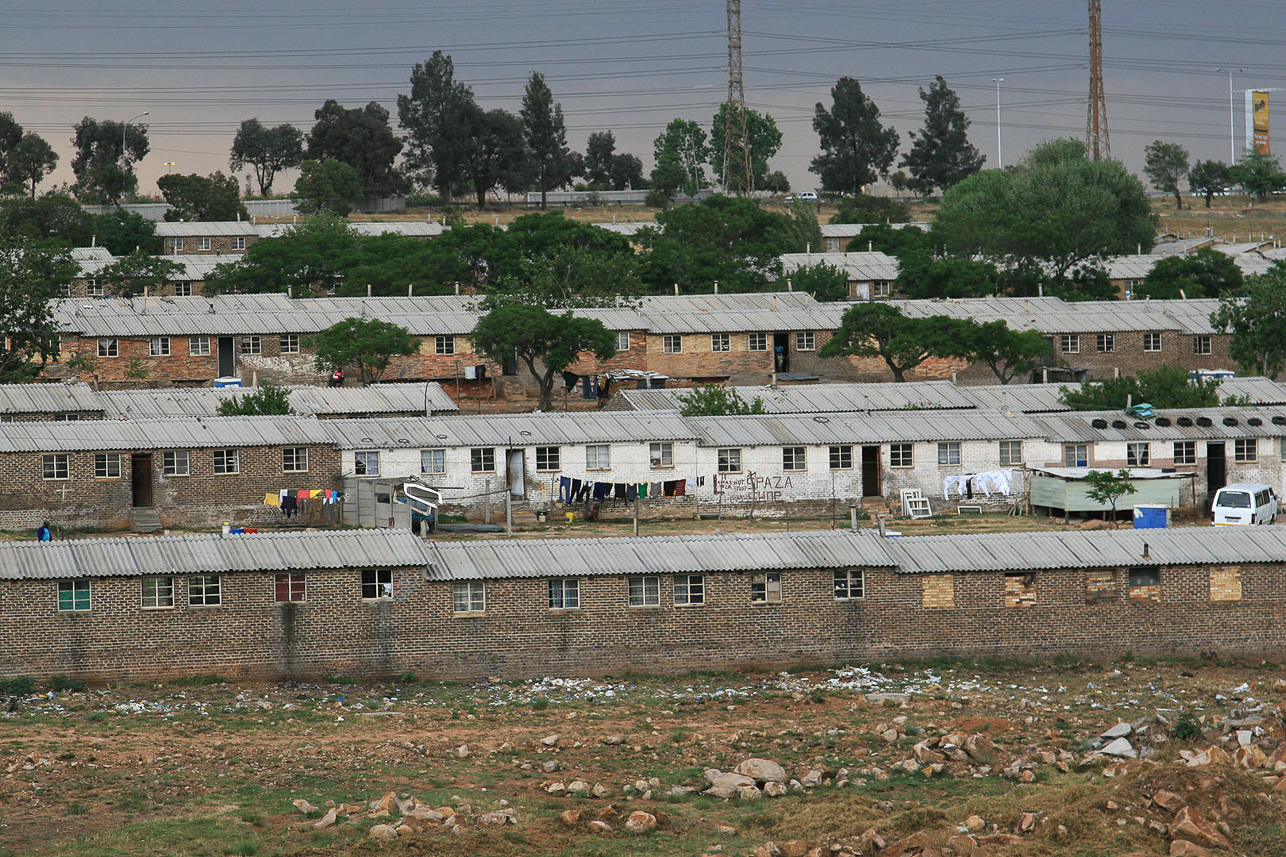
[168,673,225,687]
[47,675,88,693]
[530,695,549,711]
[66,801,90,816]
[84,711,108,723]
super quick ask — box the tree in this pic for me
[92,209,158,256]
[1212,262,1286,377]
[1143,141,1190,210]
[810,77,900,196]
[206,215,358,294]
[848,222,931,258]
[611,153,646,190]
[1140,246,1243,299]
[484,212,640,302]
[158,172,248,222]
[1059,366,1221,410]
[819,302,963,382]
[520,72,575,209]
[1082,469,1137,527]
[0,193,92,246]
[652,119,709,198]
[5,133,57,197]
[900,76,983,196]
[96,250,185,297]
[584,131,616,190]
[308,317,415,384]
[69,116,149,204]
[457,106,529,208]
[472,304,616,411]
[677,385,765,416]
[229,119,304,196]
[895,254,998,299]
[1188,159,1233,208]
[397,51,477,202]
[0,237,75,382]
[293,159,362,216]
[762,170,791,193]
[217,382,294,416]
[0,112,22,175]
[1230,150,1286,198]
[784,263,849,302]
[709,103,783,190]
[306,100,405,197]
[951,320,1051,384]
[830,195,912,225]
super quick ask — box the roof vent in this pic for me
[1177,416,1194,427]
[1091,418,1108,429]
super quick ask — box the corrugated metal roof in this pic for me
[780,251,899,282]
[322,411,697,449]
[0,383,105,414]
[0,415,332,452]
[1104,255,1157,280]
[1032,406,1286,442]
[617,381,978,413]
[1148,237,1218,256]
[155,222,258,237]
[1218,376,1286,404]
[71,247,114,262]
[94,383,458,418]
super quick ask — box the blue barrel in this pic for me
[1133,505,1168,529]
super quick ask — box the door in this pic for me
[772,333,790,373]
[131,454,153,507]
[506,449,526,498]
[861,446,881,497]
[217,336,235,377]
[1206,442,1226,508]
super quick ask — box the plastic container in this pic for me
[1133,505,1168,529]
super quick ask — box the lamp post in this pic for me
[992,78,1005,169]
[163,161,175,174]
[121,111,149,169]
[1215,68,1242,163]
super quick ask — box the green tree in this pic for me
[457,106,529,209]
[306,100,405,197]
[69,116,149,204]
[398,51,477,202]
[1082,469,1137,527]
[217,382,294,415]
[471,303,616,411]
[0,112,23,176]
[847,223,930,259]
[1230,150,1286,198]
[584,131,616,190]
[896,254,998,300]
[1212,262,1286,376]
[91,209,158,256]
[5,133,58,197]
[762,170,790,193]
[1059,366,1221,410]
[810,77,900,196]
[951,320,1051,384]
[830,195,912,225]
[520,72,575,209]
[96,250,185,297]
[0,193,92,246]
[784,263,849,302]
[293,159,362,217]
[1140,246,1243,299]
[229,118,304,196]
[1143,141,1190,210]
[889,170,910,197]
[1188,159,1232,208]
[340,232,461,297]
[206,214,358,294]
[646,157,686,208]
[934,138,1156,284]
[308,317,415,384]
[677,385,766,416]
[900,75,983,196]
[709,103,783,190]
[819,302,964,382]
[485,212,638,296]
[652,119,709,198]
[0,237,75,382]
[158,172,248,222]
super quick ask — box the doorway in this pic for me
[861,446,881,497]
[217,336,235,377]
[506,449,526,498]
[1206,442,1226,506]
[772,332,790,373]
[131,454,153,507]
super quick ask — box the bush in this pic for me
[48,675,88,693]
[1173,711,1203,742]
[0,676,35,695]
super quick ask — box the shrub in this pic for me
[48,675,88,693]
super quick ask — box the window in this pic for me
[629,576,660,607]
[523,445,556,472]
[829,445,853,470]
[1096,334,1115,353]
[616,331,630,352]
[421,448,445,475]
[213,449,240,475]
[1060,334,1079,354]
[193,236,209,251]
[937,442,961,466]
[239,336,261,355]
[1064,443,1089,468]
[999,440,1023,466]
[833,569,865,600]
[718,448,742,473]
[1234,439,1258,462]
[43,454,68,480]
[141,577,175,609]
[1126,442,1150,467]
[548,579,580,610]
[87,279,103,297]
[275,572,305,603]
[58,580,90,612]
[1143,333,1162,352]
[282,447,309,472]
[279,334,300,353]
[795,331,815,351]
[471,448,495,473]
[1193,335,1211,355]
[750,572,782,604]
[189,336,210,356]
[354,450,380,476]
[674,574,704,606]
[189,575,221,607]
[362,569,393,600]
[163,450,189,476]
[748,332,767,351]
[94,453,121,479]
[150,337,170,357]
[174,282,192,297]
[711,333,730,352]
[232,236,246,251]
[586,444,611,470]
[1129,568,1159,588]
[1174,441,1196,465]
[53,414,78,422]
[783,446,806,471]
[649,442,673,468]
[453,581,485,613]
[871,282,891,299]
[59,282,71,297]
[890,443,913,468]
[97,338,118,357]
[435,335,455,355]
[825,237,840,252]
[663,334,683,354]
[1281,438,1286,463]
[169,238,184,253]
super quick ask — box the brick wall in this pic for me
[162,235,256,255]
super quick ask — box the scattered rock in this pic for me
[1100,737,1138,759]
[589,820,611,834]
[1101,722,1133,739]
[1169,840,1211,857]
[1014,811,1039,834]
[735,758,787,783]
[964,814,985,832]
[542,760,560,773]
[592,783,613,799]
[541,734,561,747]
[963,734,998,765]
[545,782,566,795]
[764,781,788,798]
[567,780,590,796]
[778,839,811,857]
[600,735,624,746]
[313,808,338,829]
[369,823,398,840]
[559,809,581,827]
[292,798,318,814]
[452,745,470,759]
[717,824,738,836]
[625,810,657,834]
[800,768,824,788]
[1152,790,1183,812]
[479,809,516,826]
[1169,807,1231,850]
[705,772,757,799]
[738,785,763,800]
[876,831,927,857]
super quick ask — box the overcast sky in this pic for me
[5,0,1286,197]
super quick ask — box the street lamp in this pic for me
[121,111,149,169]
[1215,68,1243,163]
[163,161,175,174]
[992,79,1005,169]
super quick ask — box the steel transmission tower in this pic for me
[722,0,753,195]
[1086,0,1110,160]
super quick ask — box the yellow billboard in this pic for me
[1253,91,1270,154]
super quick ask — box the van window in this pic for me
[1257,490,1270,506]
[1219,491,1252,509]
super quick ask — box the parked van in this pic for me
[1211,483,1278,525]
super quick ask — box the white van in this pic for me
[1211,483,1278,525]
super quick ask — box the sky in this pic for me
[4,0,1286,198]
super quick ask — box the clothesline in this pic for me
[942,470,1015,500]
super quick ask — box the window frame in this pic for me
[750,571,782,604]
[795,330,816,351]
[1126,442,1150,467]
[663,334,683,354]
[435,335,455,356]
[97,338,118,358]
[889,443,913,468]
[354,450,380,477]
[275,572,306,603]
[871,281,891,299]
[58,580,91,612]
[649,441,674,468]
[829,445,853,470]
[1193,335,1211,355]
[197,236,212,251]
[471,447,495,473]
[628,576,660,607]
[782,446,806,471]
[94,452,122,479]
[748,332,767,352]
[615,331,630,352]
[141,576,175,610]
[43,453,69,481]
[189,336,211,357]
[998,440,1023,467]
[189,574,221,607]
[1234,439,1258,462]
[585,444,611,470]
[710,333,730,353]
[149,336,170,357]
[535,446,561,472]
[231,236,247,251]
[361,569,393,600]
[673,574,705,606]
[1060,334,1080,354]
[239,335,261,355]
[174,282,192,297]
[282,446,309,473]
[163,450,190,477]
[213,448,240,475]
[1096,333,1115,353]
[833,568,865,600]
[1064,443,1089,468]
[420,448,446,475]
[279,334,300,354]
[717,447,742,473]
[1174,440,1196,465]
[548,578,580,610]
[453,581,485,614]
[937,442,961,467]
[86,278,104,297]
[1143,333,1162,352]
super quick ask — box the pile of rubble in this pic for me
[291,791,517,840]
